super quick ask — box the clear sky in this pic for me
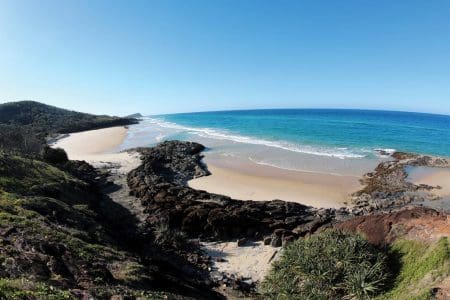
[1,0,450,116]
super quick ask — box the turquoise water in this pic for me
[154,109,450,158]
[120,109,449,176]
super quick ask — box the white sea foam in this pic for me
[145,117,368,159]
[374,148,397,157]
[155,132,166,141]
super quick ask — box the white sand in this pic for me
[51,126,140,173]
[203,241,280,283]
[189,162,361,209]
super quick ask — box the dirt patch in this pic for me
[335,206,450,246]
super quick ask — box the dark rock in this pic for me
[282,235,295,247]
[270,229,286,248]
[351,152,449,214]
[127,141,331,241]
[292,218,329,237]
[237,238,247,247]
[263,236,272,245]
[270,235,282,247]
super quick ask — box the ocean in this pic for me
[120,109,450,176]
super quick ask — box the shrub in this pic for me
[42,146,68,165]
[260,230,390,300]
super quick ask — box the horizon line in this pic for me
[152,107,450,118]
[1,99,449,118]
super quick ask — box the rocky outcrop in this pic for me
[335,206,450,246]
[127,142,450,244]
[127,141,336,242]
[350,152,449,214]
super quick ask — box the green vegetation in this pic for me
[260,230,390,300]
[0,154,83,194]
[0,155,135,297]
[42,146,69,165]
[0,102,219,298]
[375,237,450,300]
[0,100,137,135]
[0,153,212,298]
[0,100,137,155]
[0,278,74,300]
[261,229,450,300]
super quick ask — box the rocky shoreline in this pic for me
[2,137,447,298]
[128,141,449,243]
[351,151,449,214]
[127,141,335,246]
[123,141,450,294]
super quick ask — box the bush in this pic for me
[42,146,68,164]
[260,230,390,300]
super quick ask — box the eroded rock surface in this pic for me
[335,206,450,246]
[350,152,450,214]
[127,141,335,243]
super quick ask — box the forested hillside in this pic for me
[0,101,138,155]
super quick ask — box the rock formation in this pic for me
[127,141,336,244]
[351,152,449,214]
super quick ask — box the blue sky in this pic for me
[1,0,449,116]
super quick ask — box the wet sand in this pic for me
[189,156,363,208]
[408,166,450,199]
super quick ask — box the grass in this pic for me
[260,230,390,300]
[0,278,74,300]
[375,237,450,300]
[0,155,83,195]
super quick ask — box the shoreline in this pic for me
[50,125,450,210]
[189,155,363,208]
[51,126,140,173]
[48,125,450,295]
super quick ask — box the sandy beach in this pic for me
[51,126,140,173]
[189,156,362,208]
[53,125,363,209]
